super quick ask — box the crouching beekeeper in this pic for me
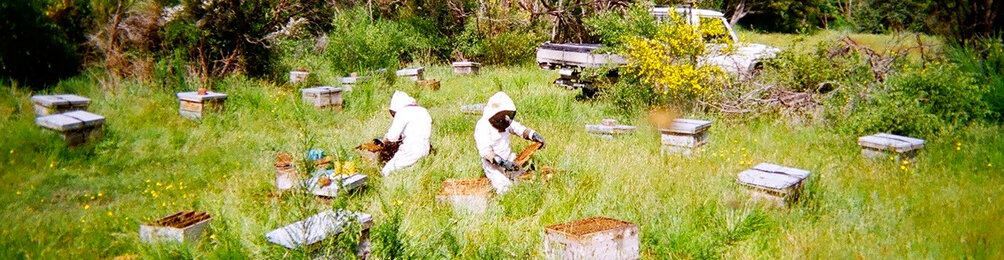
[474,92,546,194]
[378,91,432,176]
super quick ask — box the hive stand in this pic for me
[660,118,712,155]
[301,86,344,110]
[452,61,481,75]
[289,70,309,84]
[139,211,212,243]
[35,111,105,146]
[395,67,424,81]
[544,217,640,260]
[266,209,373,257]
[736,163,811,207]
[858,133,925,161]
[176,91,227,119]
[584,119,636,140]
[31,94,91,117]
[460,103,485,115]
[436,178,493,214]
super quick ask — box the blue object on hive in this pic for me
[306,149,325,161]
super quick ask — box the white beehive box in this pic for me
[306,173,368,197]
[858,133,925,160]
[338,76,370,91]
[265,209,373,250]
[395,67,424,81]
[31,94,91,117]
[35,111,105,145]
[436,178,492,214]
[460,103,485,115]
[737,163,811,207]
[452,61,481,75]
[661,118,712,155]
[139,211,212,243]
[585,119,636,139]
[544,217,640,260]
[289,70,309,84]
[301,86,344,110]
[176,91,227,119]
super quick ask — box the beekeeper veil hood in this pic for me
[482,92,517,131]
[389,91,416,112]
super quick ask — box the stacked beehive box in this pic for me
[452,61,481,75]
[301,86,344,110]
[544,217,640,260]
[460,103,485,115]
[858,133,925,161]
[584,119,636,139]
[31,94,91,117]
[139,211,212,243]
[436,178,493,214]
[35,111,105,146]
[176,91,227,119]
[289,70,309,84]
[660,118,712,155]
[395,67,424,81]
[736,163,811,207]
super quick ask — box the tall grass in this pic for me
[1,61,1002,258]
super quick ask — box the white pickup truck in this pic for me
[537,6,780,95]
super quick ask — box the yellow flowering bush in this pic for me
[621,12,725,98]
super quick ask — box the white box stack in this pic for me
[31,94,91,117]
[736,163,811,207]
[452,61,481,75]
[858,133,925,161]
[139,211,212,243]
[544,217,640,260]
[660,118,712,155]
[395,67,424,81]
[301,86,344,110]
[176,91,227,119]
[35,111,105,146]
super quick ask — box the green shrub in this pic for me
[323,8,433,75]
[761,42,874,92]
[584,4,658,50]
[947,37,1004,120]
[454,20,542,66]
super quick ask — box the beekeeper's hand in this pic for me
[531,132,546,149]
[493,155,519,171]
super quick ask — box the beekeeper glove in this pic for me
[492,155,519,171]
[531,132,546,149]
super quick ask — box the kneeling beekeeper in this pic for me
[377,91,432,176]
[474,92,545,194]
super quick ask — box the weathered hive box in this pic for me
[452,61,481,75]
[736,163,811,207]
[266,210,373,251]
[585,119,636,139]
[289,70,309,84]
[306,172,368,197]
[139,211,212,243]
[460,103,485,115]
[31,94,91,117]
[300,86,344,109]
[35,111,105,145]
[858,133,925,160]
[338,76,370,91]
[544,217,640,260]
[661,118,712,155]
[176,91,227,119]
[418,79,441,91]
[436,178,492,214]
[395,67,424,81]
[274,152,298,190]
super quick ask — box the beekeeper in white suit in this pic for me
[474,92,545,194]
[378,91,432,176]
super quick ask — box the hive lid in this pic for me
[395,67,424,76]
[661,118,712,134]
[452,61,481,67]
[31,94,91,106]
[301,86,342,94]
[265,209,373,249]
[177,91,228,102]
[858,133,925,153]
[736,163,810,192]
[36,111,105,131]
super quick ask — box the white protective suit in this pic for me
[474,92,539,194]
[381,91,432,176]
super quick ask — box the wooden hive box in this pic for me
[459,103,485,115]
[176,91,227,119]
[265,209,373,253]
[544,217,640,260]
[338,76,370,91]
[452,61,481,75]
[858,133,925,161]
[307,172,369,197]
[585,119,636,139]
[418,79,441,91]
[289,70,309,84]
[300,86,344,110]
[274,152,298,190]
[139,211,212,243]
[436,178,492,214]
[395,67,424,81]
[660,118,712,155]
[736,163,811,207]
[35,111,105,145]
[31,94,91,117]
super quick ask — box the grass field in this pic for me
[1,35,1003,258]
